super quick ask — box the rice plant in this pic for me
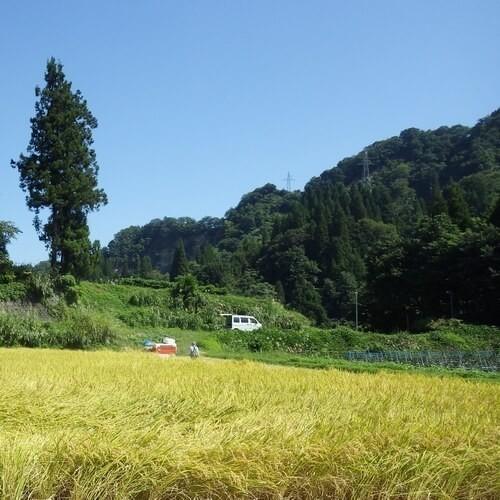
[0,348,498,499]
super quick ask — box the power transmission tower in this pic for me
[284,172,295,191]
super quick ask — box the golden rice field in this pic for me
[0,349,499,499]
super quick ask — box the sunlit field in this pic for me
[0,349,498,499]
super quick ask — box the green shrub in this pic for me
[50,308,117,348]
[428,319,500,350]
[53,274,79,305]
[26,273,56,303]
[201,284,227,295]
[56,274,77,291]
[218,326,390,355]
[0,312,48,347]
[0,274,78,307]
[0,282,28,302]
[336,326,357,348]
[64,287,79,305]
[196,336,223,353]
[217,328,319,354]
[0,308,117,349]
[118,277,170,289]
[119,307,220,331]
[429,330,469,350]
[0,270,16,284]
[128,291,164,307]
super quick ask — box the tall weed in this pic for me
[0,312,47,347]
[50,308,117,348]
[0,308,116,349]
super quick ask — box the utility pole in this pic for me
[284,172,295,192]
[446,291,454,318]
[354,290,359,330]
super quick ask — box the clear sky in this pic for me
[1,0,499,264]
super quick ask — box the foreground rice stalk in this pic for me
[0,349,498,499]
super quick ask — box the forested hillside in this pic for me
[100,109,500,329]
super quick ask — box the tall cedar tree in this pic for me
[171,239,189,278]
[12,58,107,277]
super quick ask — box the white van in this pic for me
[221,314,262,331]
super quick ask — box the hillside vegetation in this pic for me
[55,282,500,357]
[1,281,498,374]
[101,109,500,330]
[0,279,307,349]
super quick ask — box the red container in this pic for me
[155,343,177,355]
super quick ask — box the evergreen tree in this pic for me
[350,184,367,220]
[361,187,378,219]
[196,244,229,286]
[329,204,351,271]
[88,240,102,279]
[372,185,393,222]
[275,280,286,304]
[428,175,448,217]
[171,239,189,278]
[445,182,471,229]
[140,256,153,277]
[171,274,203,311]
[308,210,329,265]
[99,248,114,278]
[326,270,359,320]
[134,254,142,275]
[12,58,107,277]
[490,197,500,228]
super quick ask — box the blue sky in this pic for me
[1,0,499,263]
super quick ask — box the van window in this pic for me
[241,317,249,323]
[250,318,257,324]
[233,317,240,323]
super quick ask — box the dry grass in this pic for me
[0,348,498,499]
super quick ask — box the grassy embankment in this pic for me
[0,348,498,499]
[1,281,498,378]
[79,282,500,378]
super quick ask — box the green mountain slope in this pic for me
[102,109,500,329]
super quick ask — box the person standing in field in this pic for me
[189,342,200,358]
